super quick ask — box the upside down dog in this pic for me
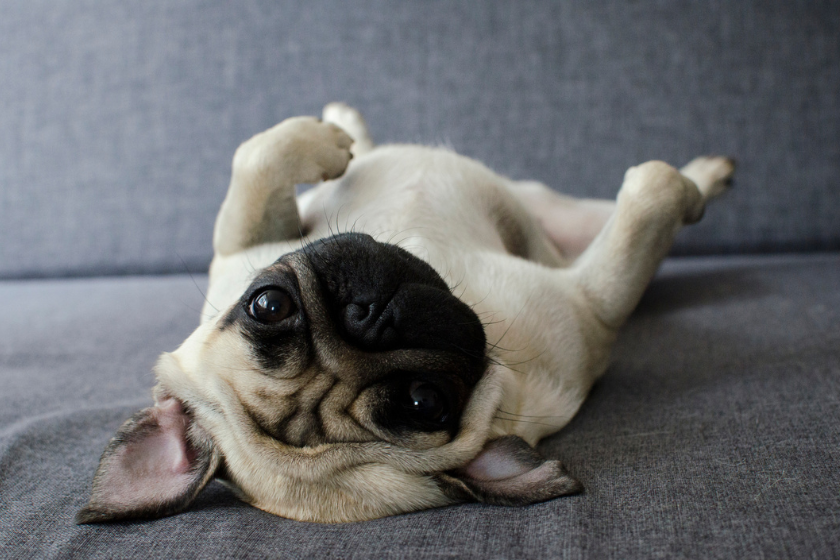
[78,103,734,523]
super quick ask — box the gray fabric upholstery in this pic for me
[2,253,838,558]
[2,1,838,557]
[1,1,839,279]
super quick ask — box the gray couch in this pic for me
[1,2,838,558]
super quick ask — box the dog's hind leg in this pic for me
[512,156,734,262]
[323,102,375,157]
[569,158,734,329]
[679,156,736,200]
[511,181,615,260]
[212,117,354,256]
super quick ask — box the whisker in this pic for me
[493,416,563,430]
[463,289,492,312]
[334,203,343,235]
[490,359,527,375]
[322,205,335,238]
[484,342,518,354]
[492,297,532,351]
[502,350,548,367]
[350,214,363,234]
[243,252,259,275]
[175,251,218,313]
[497,408,569,420]
[211,364,267,375]
[179,301,205,316]
[383,225,436,248]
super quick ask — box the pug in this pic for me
[77,103,734,523]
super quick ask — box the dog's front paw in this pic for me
[234,116,354,184]
[680,156,736,200]
[283,116,355,183]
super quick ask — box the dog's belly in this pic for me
[298,145,563,266]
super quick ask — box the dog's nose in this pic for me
[304,232,485,361]
[342,300,399,349]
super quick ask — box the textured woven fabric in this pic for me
[1,1,839,278]
[1,254,838,558]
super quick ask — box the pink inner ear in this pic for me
[97,398,198,508]
[463,444,533,481]
[454,436,583,505]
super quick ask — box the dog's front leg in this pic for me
[571,159,730,329]
[212,117,353,256]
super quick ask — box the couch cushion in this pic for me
[1,1,839,278]
[1,254,838,558]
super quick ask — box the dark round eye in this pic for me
[404,381,448,423]
[249,289,295,323]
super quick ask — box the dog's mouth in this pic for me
[220,233,488,449]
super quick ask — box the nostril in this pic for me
[342,300,399,350]
[344,302,376,328]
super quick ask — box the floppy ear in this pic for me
[439,436,582,506]
[76,397,218,524]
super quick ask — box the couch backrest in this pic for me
[1,1,838,279]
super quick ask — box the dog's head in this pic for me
[77,233,581,523]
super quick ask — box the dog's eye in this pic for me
[249,289,295,324]
[403,381,448,423]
